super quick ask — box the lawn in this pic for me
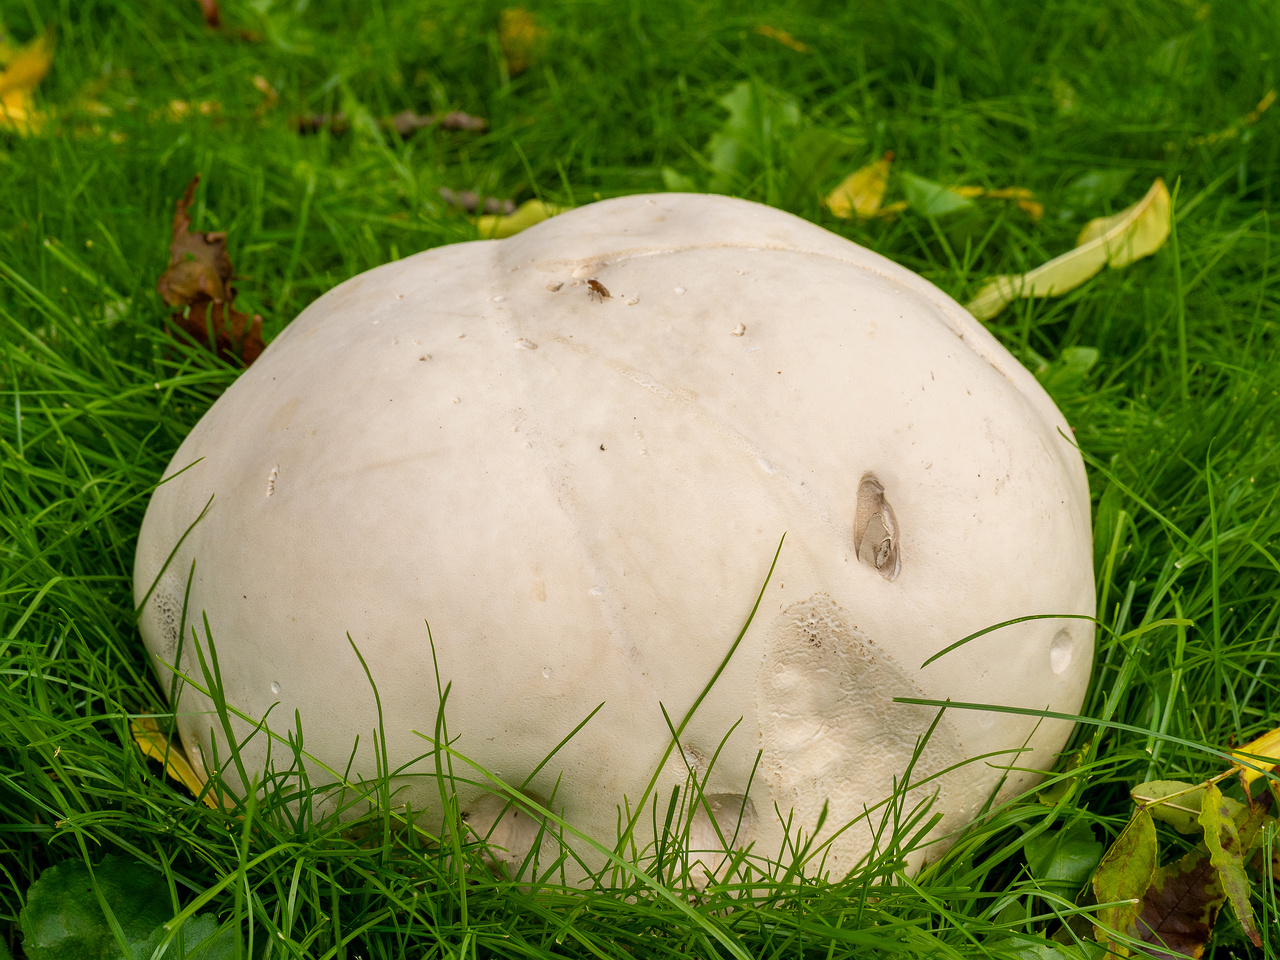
[2,0,1279,958]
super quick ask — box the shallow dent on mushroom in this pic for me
[853,475,900,580]
[1050,629,1074,675]
[685,793,757,891]
[459,792,548,879]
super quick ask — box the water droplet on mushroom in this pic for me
[546,281,563,292]
[542,666,552,679]
[514,338,537,350]
[588,586,604,597]
[1050,630,1074,674]
[270,681,281,695]
[758,458,778,475]
[491,295,507,302]
[732,323,746,337]
[674,285,686,294]
[747,345,761,353]
[854,475,900,580]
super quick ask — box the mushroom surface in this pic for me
[134,193,1094,883]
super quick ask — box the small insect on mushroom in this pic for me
[587,279,611,302]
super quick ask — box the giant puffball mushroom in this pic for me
[134,193,1094,883]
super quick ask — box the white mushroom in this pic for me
[134,193,1094,884]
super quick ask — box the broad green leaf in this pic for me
[474,199,568,238]
[1038,736,1094,805]
[966,178,1171,321]
[1063,169,1135,209]
[1025,822,1104,889]
[825,152,893,219]
[1093,807,1158,956]
[1230,723,1280,790]
[1036,346,1100,394]
[1199,784,1261,946]
[899,171,976,218]
[1131,780,1208,834]
[705,80,801,194]
[1131,850,1224,960]
[661,167,698,192]
[19,856,236,960]
[20,857,172,960]
[789,128,858,204]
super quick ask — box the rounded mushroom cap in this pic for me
[135,193,1094,883]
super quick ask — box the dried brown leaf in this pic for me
[172,298,265,366]
[157,175,265,367]
[440,187,515,215]
[1131,850,1224,960]
[197,0,221,28]
[157,175,232,305]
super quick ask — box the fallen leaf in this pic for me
[1199,784,1261,945]
[705,79,801,194]
[0,27,54,134]
[499,8,544,76]
[1231,723,1280,791]
[825,152,894,219]
[440,187,515,215]
[252,74,277,113]
[954,185,1044,221]
[1131,780,1209,834]
[197,0,221,28]
[156,175,265,367]
[966,178,1171,320]
[1179,89,1277,149]
[1131,850,1224,960]
[388,109,487,135]
[474,198,568,238]
[293,110,486,137]
[900,171,978,218]
[131,718,220,810]
[754,25,808,52]
[19,855,239,959]
[1093,807,1157,956]
[1024,821,1104,889]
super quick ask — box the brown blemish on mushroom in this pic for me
[854,475,899,580]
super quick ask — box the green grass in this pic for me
[2,0,1279,957]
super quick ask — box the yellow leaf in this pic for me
[474,198,568,238]
[966,178,1170,321]
[825,151,894,219]
[0,27,54,134]
[499,8,544,76]
[952,185,1043,221]
[1232,724,1280,790]
[754,25,808,53]
[131,717,222,810]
